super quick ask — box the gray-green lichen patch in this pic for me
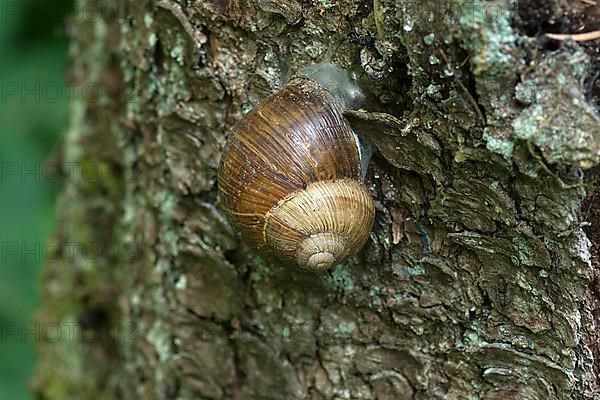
[483,129,515,162]
[452,1,599,169]
[451,1,521,160]
[512,48,600,169]
[147,318,173,363]
[456,1,519,75]
[326,264,355,293]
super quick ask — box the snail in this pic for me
[218,64,375,271]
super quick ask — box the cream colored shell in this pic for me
[265,180,374,270]
[218,77,375,270]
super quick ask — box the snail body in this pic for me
[218,71,375,271]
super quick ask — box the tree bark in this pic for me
[35,0,599,399]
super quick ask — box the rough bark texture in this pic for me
[35,0,599,399]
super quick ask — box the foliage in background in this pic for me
[0,0,71,398]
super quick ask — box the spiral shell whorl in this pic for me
[264,180,374,270]
[218,75,375,270]
[297,233,348,271]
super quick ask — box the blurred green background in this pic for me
[0,0,72,398]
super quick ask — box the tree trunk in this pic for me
[35,0,599,399]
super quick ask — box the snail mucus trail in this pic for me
[218,63,375,271]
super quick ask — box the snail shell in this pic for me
[218,76,375,271]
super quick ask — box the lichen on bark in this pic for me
[35,0,598,399]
